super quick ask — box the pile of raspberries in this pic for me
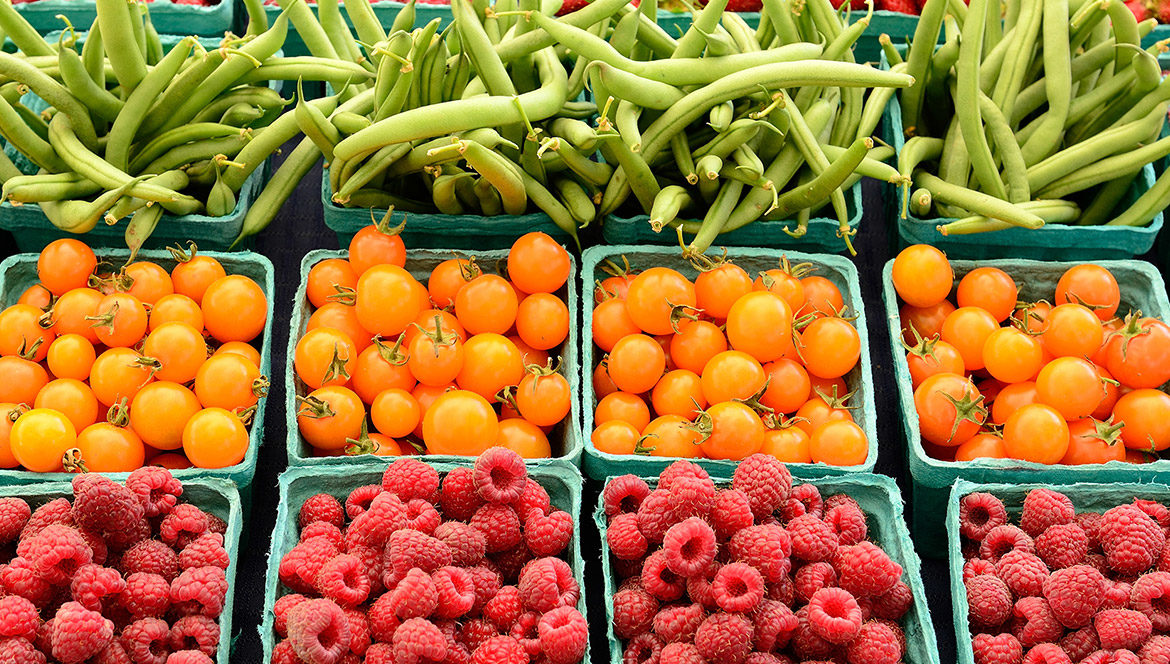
[959,488,1170,664]
[603,455,914,664]
[272,449,588,664]
[0,467,230,664]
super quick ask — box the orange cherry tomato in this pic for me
[142,322,208,384]
[991,382,1038,425]
[404,310,465,347]
[694,263,753,320]
[202,275,268,344]
[725,292,792,364]
[907,339,966,389]
[123,262,173,306]
[44,334,94,383]
[350,338,415,404]
[760,425,812,464]
[754,267,805,312]
[591,420,639,456]
[307,303,373,354]
[0,303,54,362]
[0,356,48,405]
[18,285,52,310]
[10,408,75,472]
[641,415,702,458]
[171,253,227,305]
[214,341,262,368]
[941,307,999,372]
[92,293,148,348]
[355,266,422,338]
[295,327,358,390]
[429,258,478,308]
[670,321,727,375]
[956,267,1017,322]
[183,408,249,468]
[625,268,696,336]
[1036,356,1105,421]
[297,386,366,451]
[593,363,619,400]
[913,373,985,447]
[306,258,358,309]
[149,294,204,333]
[76,423,145,472]
[457,333,524,402]
[194,354,265,412]
[516,371,571,427]
[37,240,96,296]
[1061,417,1126,465]
[455,275,519,336]
[349,223,406,275]
[0,404,24,468]
[149,452,193,470]
[371,388,421,439]
[46,288,102,345]
[797,276,845,319]
[422,390,499,456]
[900,300,956,346]
[496,419,551,459]
[34,378,98,433]
[407,327,465,387]
[130,382,202,451]
[607,334,666,395]
[981,327,1044,385]
[651,370,705,419]
[516,293,569,351]
[1114,389,1170,452]
[1042,304,1103,359]
[1056,264,1120,322]
[700,401,765,460]
[954,433,1009,462]
[760,359,811,415]
[1003,403,1070,464]
[800,317,860,379]
[412,383,455,439]
[507,335,549,369]
[809,420,868,466]
[891,244,953,308]
[508,232,571,295]
[701,350,765,405]
[594,392,651,431]
[89,348,154,407]
[794,393,855,438]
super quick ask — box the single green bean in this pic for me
[649,185,691,231]
[1038,137,1170,199]
[915,171,1044,228]
[939,200,1080,234]
[954,0,1008,200]
[96,0,147,90]
[978,92,1029,203]
[1020,0,1071,165]
[0,92,68,172]
[586,62,684,110]
[335,143,413,200]
[0,2,52,57]
[234,137,320,245]
[105,37,196,172]
[686,179,745,252]
[900,0,949,136]
[128,124,245,174]
[554,177,594,226]
[0,52,98,150]
[57,47,121,123]
[3,173,99,203]
[673,0,729,59]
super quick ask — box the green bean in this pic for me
[914,171,1044,228]
[0,2,51,57]
[240,0,269,35]
[191,87,289,125]
[0,92,68,173]
[95,0,147,91]
[0,52,98,150]
[953,0,1008,200]
[900,0,948,136]
[978,93,1029,203]
[939,200,1080,234]
[909,188,932,217]
[336,143,413,200]
[1074,172,1136,226]
[123,202,165,261]
[136,135,250,177]
[460,140,527,215]
[686,179,745,252]
[614,100,642,153]
[761,0,801,45]
[708,101,734,133]
[103,171,190,223]
[386,129,513,177]
[234,137,320,245]
[880,34,903,67]
[555,177,594,226]
[236,59,376,85]
[106,37,196,173]
[822,144,902,183]
[990,0,1040,122]
[38,177,145,234]
[539,137,611,187]
[57,47,121,123]
[80,21,104,87]
[1105,166,1170,227]
[856,64,906,140]
[670,133,696,184]
[1068,50,1162,145]
[275,0,341,60]
[13,102,48,142]
[779,93,849,227]
[649,185,691,231]
[3,173,99,203]
[1019,0,1071,166]
[549,118,598,151]
[597,132,659,213]
[1038,137,1170,199]
[732,144,765,181]
[586,62,684,110]
[762,136,870,235]
[375,57,415,120]
[345,0,388,52]
[1106,0,1140,70]
[722,13,760,53]
[143,5,163,65]
[454,0,514,97]
[695,154,722,182]
[126,124,243,174]
[432,172,471,214]
[673,0,729,59]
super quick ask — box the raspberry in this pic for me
[316,554,370,608]
[612,587,658,639]
[651,603,702,644]
[659,517,715,577]
[344,485,382,520]
[470,505,522,554]
[967,574,1013,629]
[402,500,441,535]
[472,448,528,505]
[0,558,52,608]
[786,515,837,563]
[806,587,862,644]
[604,476,651,517]
[844,620,900,664]
[520,557,579,612]
[367,592,400,643]
[179,534,230,571]
[1076,512,1104,551]
[537,607,587,664]
[432,567,476,620]
[0,595,37,641]
[686,562,720,609]
[122,618,170,664]
[429,523,484,568]
[159,505,210,551]
[483,586,524,631]
[126,467,183,518]
[871,580,913,621]
[52,601,114,664]
[384,532,451,583]
[68,564,125,612]
[121,540,180,582]
[824,501,867,547]
[383,458,440,504]
[170,567,227,618]
[607,514,649,561]
[1012,597,1062,648]
[795,562,837,603]
[471,636,527,664]
[438,469,482,522]
[23,498,73,539]
[995,550,1050,598]
[1103,579,1132,610]
[668,476,716,522]
[728,525,791,583]
[980,526,1036,563]
[467,566,501,613]
[205,514,227,536]
[389,568,438,619]
[623,633,663,664]
[508,612,542,660]
[365,643,393,664]
[71,475,145,537]
[169,615,219,657]
[971,633,1023,664]
[0,638,45,664]
[0,499,29,543]
[712,563,765,613]
[1034,523,1088,571]
[1135,499,1170,537]
[122,573,171,619]
[636,490,676,545]
[524,509,572,558]
[1100,505,1166,575]
[490,542,533,583]
[459,620,498,653]
[964,558,996,582]
[708,490,754,542]
[298,494,345,530]
[753,599,797,652]
[514,479,551,519]
[274,594,308,637]
[347,493,408,549]
[1080,651,1141,664]
[1091,609,1151,651]
[1022,643,1071,664]
[694,612,753,664]
[640,549,685,602]
[834,542,902,598]
[23,524,92,585]
[393,618,447,664]
[1139,636,1170,664]
[960,493,1009,543]
[1043,564,1106,628]
[660,642,704,664]
[1061,626,1100,662]
[34,619,51,654]
[731,454,792,519]
[658,460,709,492]
[784,483,824,521]
[166,651,213,664]
[1021,489,1075,537]
[1131,572,1170,631]
[288,599,352,664]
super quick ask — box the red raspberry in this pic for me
[537,607,587,664]
[432,567,476,620]
[126,467,183,518]
[967,574,1013,629]
[316,554,370,608]
[786,515,837,563]
[344,485,382,520]
[1021,489,1075,537]
[490,541,534,583]
[824,501,867,547]
[274,594,307,637]
[519,557,579,612]
[365,643,393,664]
[301,522,342,547]
[660,517,716,577]
[387,532,452,584]
[1103,579,1132,610]
[790,605,834,660]
[964,558,996,582]
[1080,651,1140,664]
[636,490,676,545]
[470,505,522,554]
[806,587,862,644]
[1034,523,1088,570]
[508,612,542,660]
[753,599,796,652]
[1134,499,1170,537]
[459,619,498,653]
[169,615,218,657]
[403,500,441,535]
[1092,609,1151,651]
[280,537,340,595]
[980,526,1036,563]
[514,479,551,519]
[971,632,1023,664]
[71,475,145,537]
[603,476,651,517]
[524,509,572,558]
[438,469,482,522]
[1012,597,1062,648]
[206,514,227,537]
[0,558,52,608]
[382,458,441,504]
[431,522,485,567]
[1042,564,1105,629]
[709,490,754,542]
[783,483,823,521]
[640,550,685,602]
[179,534,230,571]
[0,637,45,664]
[1131,572,1170,631]
[0,595,38,641]
[728,525,791,583]
[467,565,501,613]
[834,541,902,598]
[348,493,408,549]
[121,540,180,582]
[960,493,1009,542]
[658,460,709,491]
[393,617,447,664]
[1076,512,1104,551]
[623,633,663,664]
[651,603,702,644]
[470,636,527,664]
[472,448,528,505]
[159,505,210,551]
[170,567,227,618]
[1061,625,1100,662]
[871,580,913,621]
[122,618,170,664]
[844,620,901,664]
[686,562,720,609]
[167,651,213,664]
[995,550,1050,598]
[668,475,716,522]
[484,586,524,630]
[795,562,837,603]
[0,498,30,543]
[288,598,352,664]
[299,494,345,530]
[69,564,125,612]
[1086,553,1109,574]
[23,524,92,585]
[367,592,400,643]
[660,642,704,664]
[271,638,298,664]
[1139,636,1170,664]
[1022,643,1071,664]
[52,601,114,664]
[121,573,171,619]
[694,612,753,664]
[731,454,792,520]
[607,514,648,561]
[22,498,73,539]
[34,619,51,654]
[1100,505,1166,575]
[612,586,658,639]
[390,568,438,619]
[712,563,765,613]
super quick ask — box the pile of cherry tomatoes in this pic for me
[588,253,869,466]
[892,244,1170,465]
[0,239,269,472]
[293,225,573,459]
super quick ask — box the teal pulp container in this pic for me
[596,472,941,664]
[0,477,243,662]
[15,0,233,36]
[882,90,1164,260]
[260,461,589,662]
[320,175,578,251]
[882,257,1170,556]
[600,181,862,254]
[946,479,1170,664]
[580,245,878,480]
[263,0,451,56]
[286,248,583,468]
[0,249,274,497]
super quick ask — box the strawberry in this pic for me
[726,0,762,10]
[878,0,919,13]
[556,0,590,14]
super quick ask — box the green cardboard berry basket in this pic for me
[946,479,1170,664]
[881,89,1164,260]
[580,245,878,480]
[0,249,274,499]
[262,1,451,56]
[596,472,940,664]
[600,182,862,255]
[883,257,1170,556]
[1,476,243,662]
[286,248,583,468]
[260,461,589,661]
[15,0,233,37]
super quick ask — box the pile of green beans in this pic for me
[897,0,1170,234]
[0,0,370,253]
